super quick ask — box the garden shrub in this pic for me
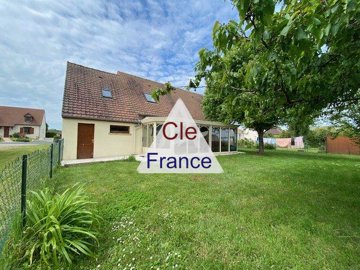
[125,155,137,162]
[11,136,31,142]
[238,138,257,149]
[11,132,21,138]
[7,186,100,268]
[10,132,32,142]
[46,131,57,138]
[264,143,276,150]
[53,134,61,142]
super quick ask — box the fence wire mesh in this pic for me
[0,157,22,251]
[27,147,51,194]
[0,139,63,251]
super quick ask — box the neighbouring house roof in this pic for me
[266,127,282,135]
[0,106,45,127]
[62,62,206,123]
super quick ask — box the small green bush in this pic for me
[46,131,57,138]
[9,186,100,268]
[53,134,61,142]
[125,155,137,162]
[238,138,257,149]
[11,136,31,142]
[264,143,276,150]
[11,132,21,138]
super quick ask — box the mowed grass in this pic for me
[0,145,48,169]
[53,151,360,269]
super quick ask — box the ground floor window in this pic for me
[22,127,34,134]
[110,125,129,134]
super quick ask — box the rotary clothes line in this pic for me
[276,138,291,148]
[257,138,277,145]
[294,136,304,148]
[275,137,304,149]
[264,138,276,145]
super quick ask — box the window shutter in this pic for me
[20,128,24,136]
[30,127,34,134]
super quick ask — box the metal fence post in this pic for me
[58,140,61,165]
[21,155,27,227]
[50,144,53,178]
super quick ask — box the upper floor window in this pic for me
[102,87,112,98]
[144,93,156,103]
[24,113,33,123]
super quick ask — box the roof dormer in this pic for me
[24,113,33,123]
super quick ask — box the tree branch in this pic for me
[248,13,269,49]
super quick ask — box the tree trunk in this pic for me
[257,129,264,154]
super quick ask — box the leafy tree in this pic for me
[304,126,337,149]
[330,102,360,144]
[153,0,360,154]
[276,130,293,139]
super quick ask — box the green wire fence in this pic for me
[0,139,63,252]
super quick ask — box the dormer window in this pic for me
[144,93,156,103]
[24,113,33,123]
[102,87,112,98]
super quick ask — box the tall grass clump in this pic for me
[6,185,100,268]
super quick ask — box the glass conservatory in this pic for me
[140,117,237,154]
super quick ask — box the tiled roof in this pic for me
[0,106,45,127]
[62,62,205,123]
[267,128,283,135]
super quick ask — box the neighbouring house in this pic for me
[265,127,282,136]
[237,127,258,141]
[238,127,283,141]
[62,62,237,161]
[0,106,46,140]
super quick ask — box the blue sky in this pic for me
[0,0,238,129]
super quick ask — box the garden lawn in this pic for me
[0,145,48,169]
[53,151,360,269]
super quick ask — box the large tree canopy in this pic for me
[330,100,360,144]
[153,0,360,153]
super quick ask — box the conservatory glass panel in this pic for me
[156,124,163,135]
[221,128,229,152]
[142,125,147,147]
[211,127,220,152]
[230,128,237,151]
[147,124,154,147]
[200,126,210,144]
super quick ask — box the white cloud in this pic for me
[0,0,237,128]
